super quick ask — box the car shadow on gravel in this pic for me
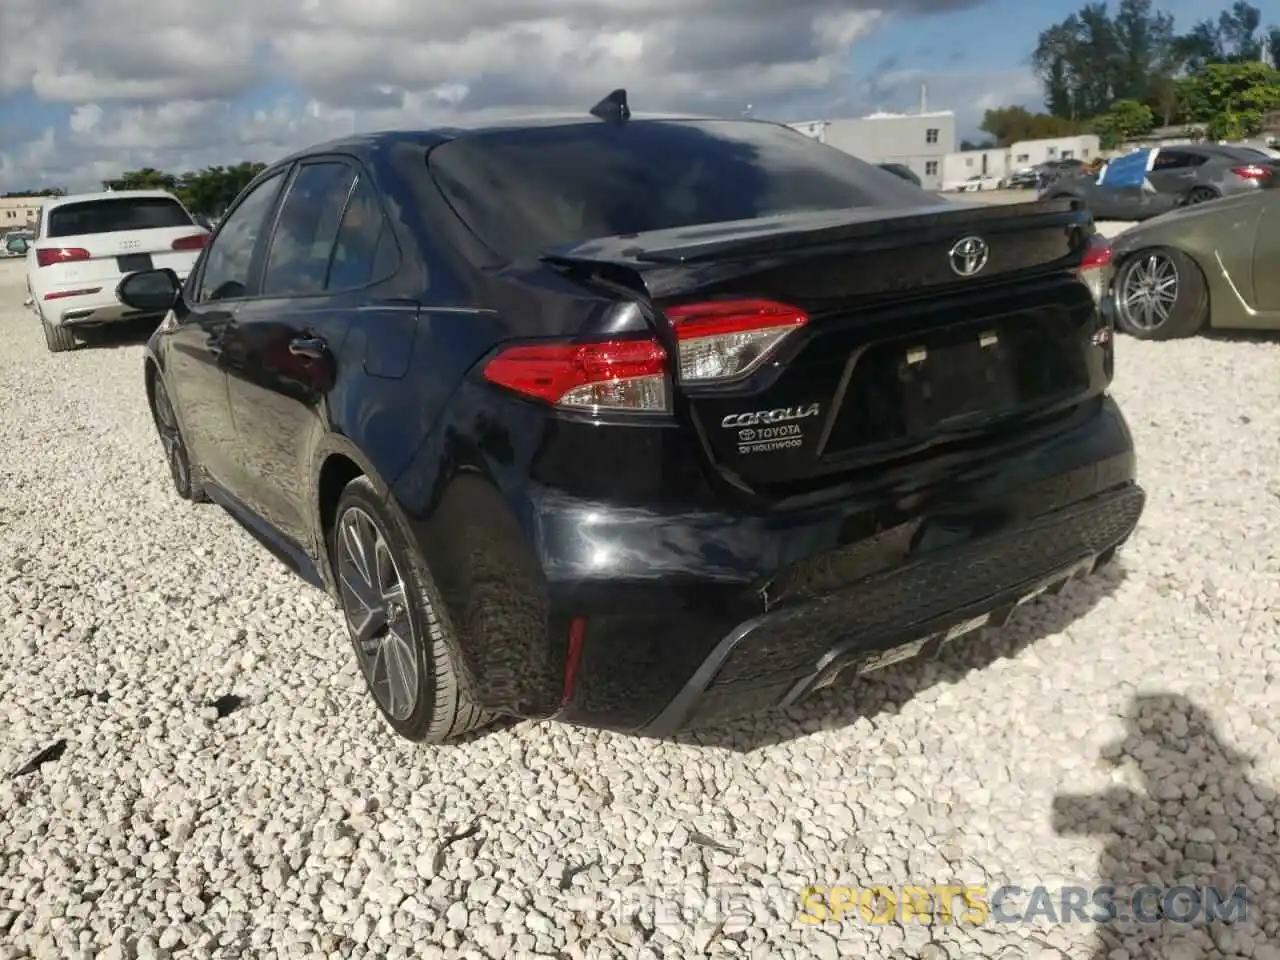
[72,318,161,350]
[1052,692,1280,959]
[674,557,1129,752]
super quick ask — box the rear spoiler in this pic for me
[539,198,1088,271]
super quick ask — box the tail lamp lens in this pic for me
[36,247,90,268]
[1231,165,1269,181]
[1077,235,1113,305]
[665,298,808,382]
[171,233,208,251]
[482,339,669,413]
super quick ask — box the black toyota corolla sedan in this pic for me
[118,91,1145,743]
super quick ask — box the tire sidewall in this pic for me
[1113,247,1206,341]
[330,476,462,741]
[152,379,197,501]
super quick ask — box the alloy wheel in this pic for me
[336,506,419,721]
[1117,252,1179,333]
[153,382,190,492]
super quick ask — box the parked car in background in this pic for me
[1036,158,1089,191]
[1102,181,1280,340]
[1040,145,1277,220]
[3,231,32,257]
[955,174,1004,192]
[117,96,1144,744]
[25,190,209,352]
[1005,168,1040,189]
[876,162,921,187]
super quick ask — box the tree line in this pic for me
[10,0,1279,197]
[100,163,269,217]
[5,163,267,217]
[979,0,1279,149]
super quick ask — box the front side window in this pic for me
[197,171,286,302]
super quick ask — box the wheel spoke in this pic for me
[335,505,420,722]
[341,514,374,587]
[1118,253,1179,332]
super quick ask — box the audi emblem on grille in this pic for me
[948,236,989,277]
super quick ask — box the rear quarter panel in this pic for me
[1110,196,1268,329]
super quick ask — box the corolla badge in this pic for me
[721,403,821,429]
[948,236,989,277]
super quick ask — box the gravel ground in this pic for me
[1,255,1278,960]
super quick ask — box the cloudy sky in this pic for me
[0,0,1223,192]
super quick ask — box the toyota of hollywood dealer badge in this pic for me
[721,403,820,456]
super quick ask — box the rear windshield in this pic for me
[46,197,192,238]
[428,119,932,260]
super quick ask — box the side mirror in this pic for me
[117,268,182,312]
[192,214,212,231]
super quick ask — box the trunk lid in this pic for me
[543,199,1112,494]
[37,195,207,283]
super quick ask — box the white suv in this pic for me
[25,190,209,353]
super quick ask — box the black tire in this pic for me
[330,475,491,743]
[1113,247,1208,341]
[41,315,76,353]
[151,378,209,502]
[1184,187,1217,205]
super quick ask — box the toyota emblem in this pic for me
[948,236,989,277]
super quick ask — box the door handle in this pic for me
[288,336,327,359]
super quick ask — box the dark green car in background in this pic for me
[1103,183,1280,340]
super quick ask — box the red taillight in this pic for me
[1231,165,1270,180]
[171,233,208,251]
[560,617,588,708]
[1080,236,1113,270]
[482,338,669,412]
[664,298,808,383]
[36,247,90,268]
[1077,235,1113,304]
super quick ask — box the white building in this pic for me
[1008,134,1101,169]
[788,110,957,190]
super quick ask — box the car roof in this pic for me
[43,189,180,211]
[271,112,772,167]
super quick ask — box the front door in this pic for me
[164,169,288,487]
[223,158,394,552]
[1253,196,1280,313]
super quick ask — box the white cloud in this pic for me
[0,0,1028,192]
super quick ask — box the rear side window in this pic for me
[428,119,931,261]
[46,197,192,238]
[261,162,357,297]
[326,176,397,291]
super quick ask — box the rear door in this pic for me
[36,195,208,287]
[1145,149,1207,209]
[164,171,289,489]
[223,158,396,550]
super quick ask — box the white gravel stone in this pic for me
[1,251,1279,959]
